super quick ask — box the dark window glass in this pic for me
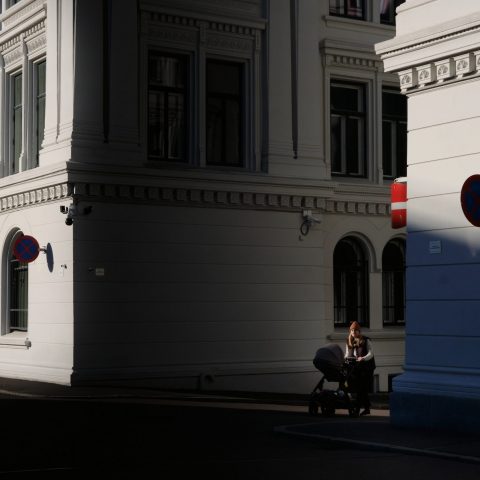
[382,89,407,179]
[330,82,366,177]
[34,60,46,167]
[382,239,406,326]
[334,237,369,328]
[9,237,28,332]
[206,60,243,167]
[12,73,22,174]
[148,52,187,162]
[330,0,365,20]
[380,0,406,25]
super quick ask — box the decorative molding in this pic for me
[2,0,44,28]
[0,183,71,212]
[0,178,390,217]
[324,53,380,70]
[26,31,47,56]
[147,24,198,46]
[3,44,23,67]
[0,20,46,56]
[144,10,260,40]
[206,33,253,53]
[416,63,436,86]
[399,49,480,92]
[140,0,262,23]
[454,52,474,78]
[377,21,480,60]
[69,182,390,216]
[435,58,454,82]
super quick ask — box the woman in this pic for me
[345,321,376,416]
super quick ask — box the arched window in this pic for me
[334,237,369,328]
[382,239,405,326]
[6,231,28,333]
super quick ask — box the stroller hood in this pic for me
[313,343,345,381]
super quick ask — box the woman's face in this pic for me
[350,328,361,338]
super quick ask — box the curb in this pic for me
[274,424,480,464]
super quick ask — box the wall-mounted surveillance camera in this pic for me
[60,203,92,226]
[300,210,322,236]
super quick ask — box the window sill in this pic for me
[0,331,31,349]
[324,14,395,36]
[328,329,405,342]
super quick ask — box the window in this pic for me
[382,239,405,326]
[334,237,369,327]
[331,82,366,177]
[7,232,28,333]
[382,88,407,179]
[380,0,405,25]
[206,60,243,167]
[148,52,187,162]
[11,72,22,175]
[4,61,46,177]
[33,60,46,167]
[329,0,365,20]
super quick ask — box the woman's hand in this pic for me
[356,356,364,362]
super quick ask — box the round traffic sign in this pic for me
[461,175,480,227]
[13,235,40,263]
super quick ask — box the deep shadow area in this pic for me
[1,395,480,479]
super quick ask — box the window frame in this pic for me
[333,236,370,328]
[140,12,264,173]
[2,230,28,336]
[205,58,245,168]
[330,80,367,178]
[382,238,406,326]
[32,58,46,169]
[10,70,23,176]
[147,50,189,163]
[380,0,406,26]
[382,87,407,180]
[329,0,366,20]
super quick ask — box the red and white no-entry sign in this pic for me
[391,177,407,229]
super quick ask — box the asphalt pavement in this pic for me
[0,376,480,476]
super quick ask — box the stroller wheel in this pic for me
[321,405,335,417]
[308,400,319,416]
[348,407,359,418]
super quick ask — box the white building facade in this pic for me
[377,0,480,432]
[0,0,405,394]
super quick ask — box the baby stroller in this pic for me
[308,343,358,417]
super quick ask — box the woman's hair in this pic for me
[349,321,361,331]
[347,321,364,348]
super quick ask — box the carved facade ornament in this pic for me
[143,9,262,47]
[26,32,46,55]
[0,183,71,212]
[3,0,45,28]
[416,63,436,87]
[206,33,252,53]
[0,20,46,57]
[325,53,380,70]
[3,45,23,67]
[147,24,197,46]
[399,69,416,91]
[454,53,474,77]
[398,51,480,92]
